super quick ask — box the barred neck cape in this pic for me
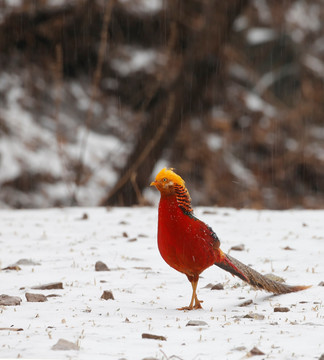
[174,183,193,214]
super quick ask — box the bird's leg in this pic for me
[191,280,203,309]
[178,277,203,311]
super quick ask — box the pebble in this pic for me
[274,307,290,312]
[32,282,63,290]
[25,293,48,302]
[51,339,79,351]
[101,290,114,300]
[186,320,208,327]
[142,333,166,341]
[95,261,110,271]
[0,294,22,306]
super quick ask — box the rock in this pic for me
[186,320,208,327]
[128,237,137,242]
[32,282,63,290]
[202,210,217,215]
[238,299,253,307]
[25,293,47,302]
[203,283,214,288]
[15,259,41,266]
[243,313,265,320]
[46,294,62,298]
[80,213,88,220]
[283,246,295,250]
[141,333,166,341]
[0,327,23,331]
[211,283,224,290]
[249,346,265,356]
[274,307,290,312]
[232,346,246,351]
[119,221,128,225]
[95,261,110,271]
[134,266,152,270]
[0,294,22,306]
[230,244,245,251]
[318,281,324,286]
[138,233,148,238]
[101,290,114,300]
[51,339,79,351]
[319,354,324,360]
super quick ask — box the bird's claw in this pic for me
[177,300,203,311]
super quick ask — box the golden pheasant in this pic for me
[151,168,310,310]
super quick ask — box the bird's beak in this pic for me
[150,181,157,187]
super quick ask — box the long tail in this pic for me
[215,252,310,294]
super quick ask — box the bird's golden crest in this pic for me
[151,168,192,213]
[153,168,186,188]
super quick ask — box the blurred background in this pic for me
[0,0,323,209]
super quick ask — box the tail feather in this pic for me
[215,253,310,294]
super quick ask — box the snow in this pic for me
[0,70,131,207]
[244,92,277,117]
[224,153,257,187]
[0,207,323,359]
[246,28,277,45]
[303,55,324,79]
[111,47,165,76]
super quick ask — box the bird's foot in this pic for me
[177,301,203,311]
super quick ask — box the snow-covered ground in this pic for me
[0,207,323,359]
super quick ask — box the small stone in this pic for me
[15,259,41,266]
[51,339,79,351]
[138,234,148,238]
[203,283,214,288]
[25,293,47,302]
[95,261,110,272]
[274,307,290,312]
[318,281,324,286]
[142,333,166,341]
[46,294,62,298]
[122,232,128,237]
[0,294,22,306]
[202,210,217,215]
[186,320,208,327]
[243,313,265,320]
[283,246,295,250]
[230,244,245,251]
[101,290,114,300]
[319,354,324,360]
[211,283,224,290]
[232,346,246,351]
[81,213,88,220]
[32,282,63,290]
[128,238,137,242]
[249,346,265,356]
[134,266,152,270]
[238,299,253,307]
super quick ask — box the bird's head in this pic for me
[150,168,186,195]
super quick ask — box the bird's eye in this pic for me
[163,178,168,182]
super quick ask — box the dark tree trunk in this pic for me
[101,0,248,206]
